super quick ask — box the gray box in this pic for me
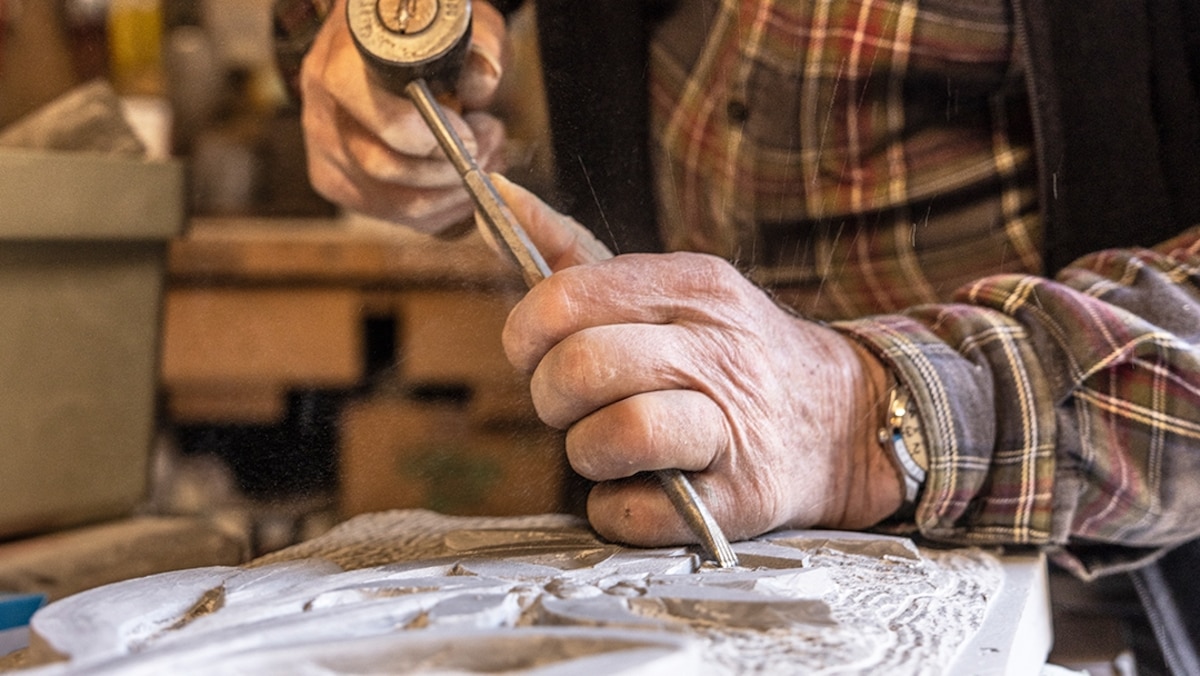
[0,149,183,538]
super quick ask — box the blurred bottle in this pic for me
[187,0,332,217]
[164,23,221,154]
[60,0,109,82]
[107,0,172,159]
[106,0,162,96]
[189,66,263,215]
[0,0,12,77]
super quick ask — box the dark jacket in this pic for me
[499,1,1200,671]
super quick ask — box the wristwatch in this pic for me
[877,377,929,515]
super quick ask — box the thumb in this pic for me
[479,173,613,271]
[457,2,507,109]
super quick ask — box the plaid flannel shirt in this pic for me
[275,0,1200,577]
[650,0,1200,578]
[649,0,1041,316]
[840,229,1200,579]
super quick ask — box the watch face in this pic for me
[889,386,929,474]
[901,418,929,472]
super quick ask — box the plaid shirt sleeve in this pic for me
[835,226,1200,579]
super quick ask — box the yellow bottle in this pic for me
[107,0,164,96]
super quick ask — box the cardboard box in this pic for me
[160,287,363,423]
[340,397,566,518]
[394,289,540,426]
[0,149,183,538]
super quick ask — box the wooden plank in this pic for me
[160,287,362,387]
[168,217,523,288]
[165,384,289,424]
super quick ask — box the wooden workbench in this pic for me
[162,216,527,421]
[159,216,567,520]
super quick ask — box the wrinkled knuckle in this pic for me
[384,200,426,223]
[699,255,748,298]
[502,299,558,373]
[306,168,350,206]
[564,432,604,480]
[298,56,321,97]
[353,143,396,180]
[411,204,473,235]
[551,341,599,391]
[608,400,659,456]
[534,273,583,331]
[500,316,528,370]
[527,368,569,429]
[568,422,644,482]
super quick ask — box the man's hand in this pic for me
[489,177,907,545]
[299,0,508,232]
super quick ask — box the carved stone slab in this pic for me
[12,510,1049,674]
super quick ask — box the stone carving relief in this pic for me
[15,510,1030,675]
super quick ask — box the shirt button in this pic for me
[726,99,749,123]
